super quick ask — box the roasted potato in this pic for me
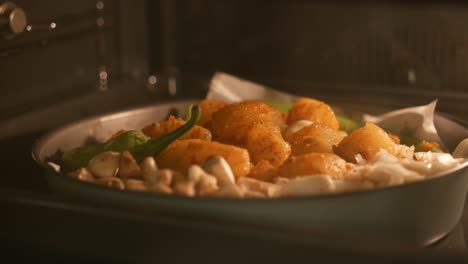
[287,97,339,130]
[197,99,229,126]
[211,101,286,144]
[142,115,211,141]
[333,122,395,163]
[245,125,291,167]
[279,152,347,179]
[247,160,279,182]
[156,139,251,178]
[287,123,346,155]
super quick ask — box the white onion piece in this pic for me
[284,120,313,139]
[125,179,147,191]
[140,156,159,183]
[88,151,120,178]
[278,175,335,197]
[365,162,423,187]
[118,151,141,179]
[203,156,235,186]
[214,185,244,198]
[188,165,219,196]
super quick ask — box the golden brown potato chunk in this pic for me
[156,139,251,178]
[287,123,346,155]
[287,97,339,130]
[245,125,291,167]
[211,101,286,144]
[333,122,395,163]
[247,160,279,182]
[142,116,211,141]
[279,152,347,179]
[197,99,229,126]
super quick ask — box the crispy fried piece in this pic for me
[279,152,347,179]
[247,160,279,182]
[142,115,211,141]
[245,125,291,167]
[156,139,251,178]
[286,97,339,130]
[287,123,346,155]
[333,122,395,163]
[197,99,229,126]
[211,101,286,144]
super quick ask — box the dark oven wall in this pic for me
[1,0,468,139]
[147,0,468,121]
[1,0,113,119]
[0,0,149,138]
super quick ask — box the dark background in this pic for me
[1,0,468,138]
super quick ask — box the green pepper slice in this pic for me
[61,105,201,172]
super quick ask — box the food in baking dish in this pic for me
[51,97,467,198]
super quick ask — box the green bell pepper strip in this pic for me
[61,130,151,173]
[104,130,151,153]
[399,135,444,153]
[415,142,444,153]
[336,115,361,134]
[61,142,107,173]
[61,105,201,172]
[130,104,201,162]
[259,100,294,115]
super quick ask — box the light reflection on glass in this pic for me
[408,68,416,84]
[96,1,104,10]
[148,75,157,85]
[96,17,105,27]
[98,70,108,91]
[99,71,108,80]
[168,77,177,95]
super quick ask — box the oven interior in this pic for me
[1,0,468,262]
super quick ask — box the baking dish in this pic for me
[32,99,468,247]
